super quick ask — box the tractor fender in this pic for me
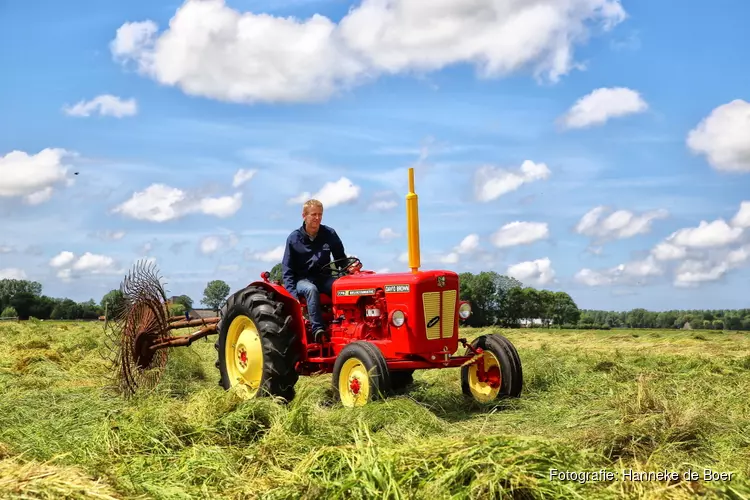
[245,280,307,349]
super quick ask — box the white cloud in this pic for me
[491,221,549,248]
[200,236,222,255]
[368,200,398,211]
[440,252,459,264]
[575,205,668,242]
[50,251,76,268]
[379,227,400,241]
[111,0,626,104]
[667,219,743,248]
[113,183,242,222]
[687,100,750,173]
[63,94,137,118]
[673,259,729,288]
[507,257,555,285]
[0,148,75,204]
[455,234,479,254]
[475,160,550,202]
[731,201,750,228]
[0,246,13,254]
[578,201,750,288]
[0,268,27,280]
[559,87,648,129]
[651,242,686,261]
[288,177,361,208]
[575,255,663,287]
[232,168,257,188]
[49,251,122,280]
[250,245,285,263]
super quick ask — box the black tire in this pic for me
[215,286,299,402]
[461,334,523,401]
[332,341,391,407]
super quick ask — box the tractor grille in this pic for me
[422,290,457,340]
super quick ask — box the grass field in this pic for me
[1,321,749,499]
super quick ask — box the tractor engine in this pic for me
[330,289,389,341]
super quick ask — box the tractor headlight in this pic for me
[391,310,405,327]
[458,302,471,319]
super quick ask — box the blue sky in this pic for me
[1,0,749,311]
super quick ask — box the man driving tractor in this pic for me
[282,199,359,342]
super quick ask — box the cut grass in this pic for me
[0,321,749,499]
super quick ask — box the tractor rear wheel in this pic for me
[215,286,299,402]
[461,334,522,402]
[332,341,391,407]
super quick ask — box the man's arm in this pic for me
[281,237,298,299]
[329,228,347,263]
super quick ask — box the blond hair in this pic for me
[302,199,323,215]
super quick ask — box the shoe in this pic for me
[312,327,327,343]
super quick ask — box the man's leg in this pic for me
[296,279,325,336]
[317,276,336,297]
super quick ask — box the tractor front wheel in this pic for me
[461,334,522,402]
[215,286,299,402]
[332,341,391,407]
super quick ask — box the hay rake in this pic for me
[101,259,220,397]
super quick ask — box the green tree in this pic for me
[169,303,186,317]
[202,280,231,312]
[101,289,126,319]
[270,263,283,283]
[173,295,194,311]
[1,306,17,318]
[550,291,580,326]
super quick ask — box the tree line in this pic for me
[1,274,748,331]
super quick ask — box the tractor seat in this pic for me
[298,293,332,306]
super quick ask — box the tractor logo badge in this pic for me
[427,316,440,328]
[437,276,446,288]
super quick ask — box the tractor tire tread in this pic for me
[215,286,300,402]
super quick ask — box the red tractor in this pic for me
[106,167,523,407]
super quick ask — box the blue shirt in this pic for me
[282,223,347,298]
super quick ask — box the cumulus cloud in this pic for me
[63,94,137,117]
[474,160,550,202]
[110,0,626,104]
[232,168,257,188]
[732,201,750,228]
[0,148,76,204]
[249,245,285,263]
[578,201,750,288]
[687,100,750,173]
[379,228,400,241]
[507,258,556,285]
[439,233,481,265]
[559,87,648,129]
[0,268,27,280]
[49,251,76,268]
[200,236,222,255]
[491,221,549,248]
[575,255,663,287]
[49,250,123,280]
[288,177,360,208]
[575,205,668,243]
[666,219,743,249]
[113,183,242,222]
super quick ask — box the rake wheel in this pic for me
[101,259,171,397]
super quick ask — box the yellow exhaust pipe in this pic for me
[406,167,421,274]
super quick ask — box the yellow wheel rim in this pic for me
[225,315,264,398]
[468,351,502,403]
[338,357,371,407]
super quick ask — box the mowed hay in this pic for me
[0,321,749,499]
[0,452,120,500]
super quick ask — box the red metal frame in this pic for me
[257,269,473,376]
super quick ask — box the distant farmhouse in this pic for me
[166,296,216,319]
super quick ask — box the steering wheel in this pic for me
[327,256,362,278]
